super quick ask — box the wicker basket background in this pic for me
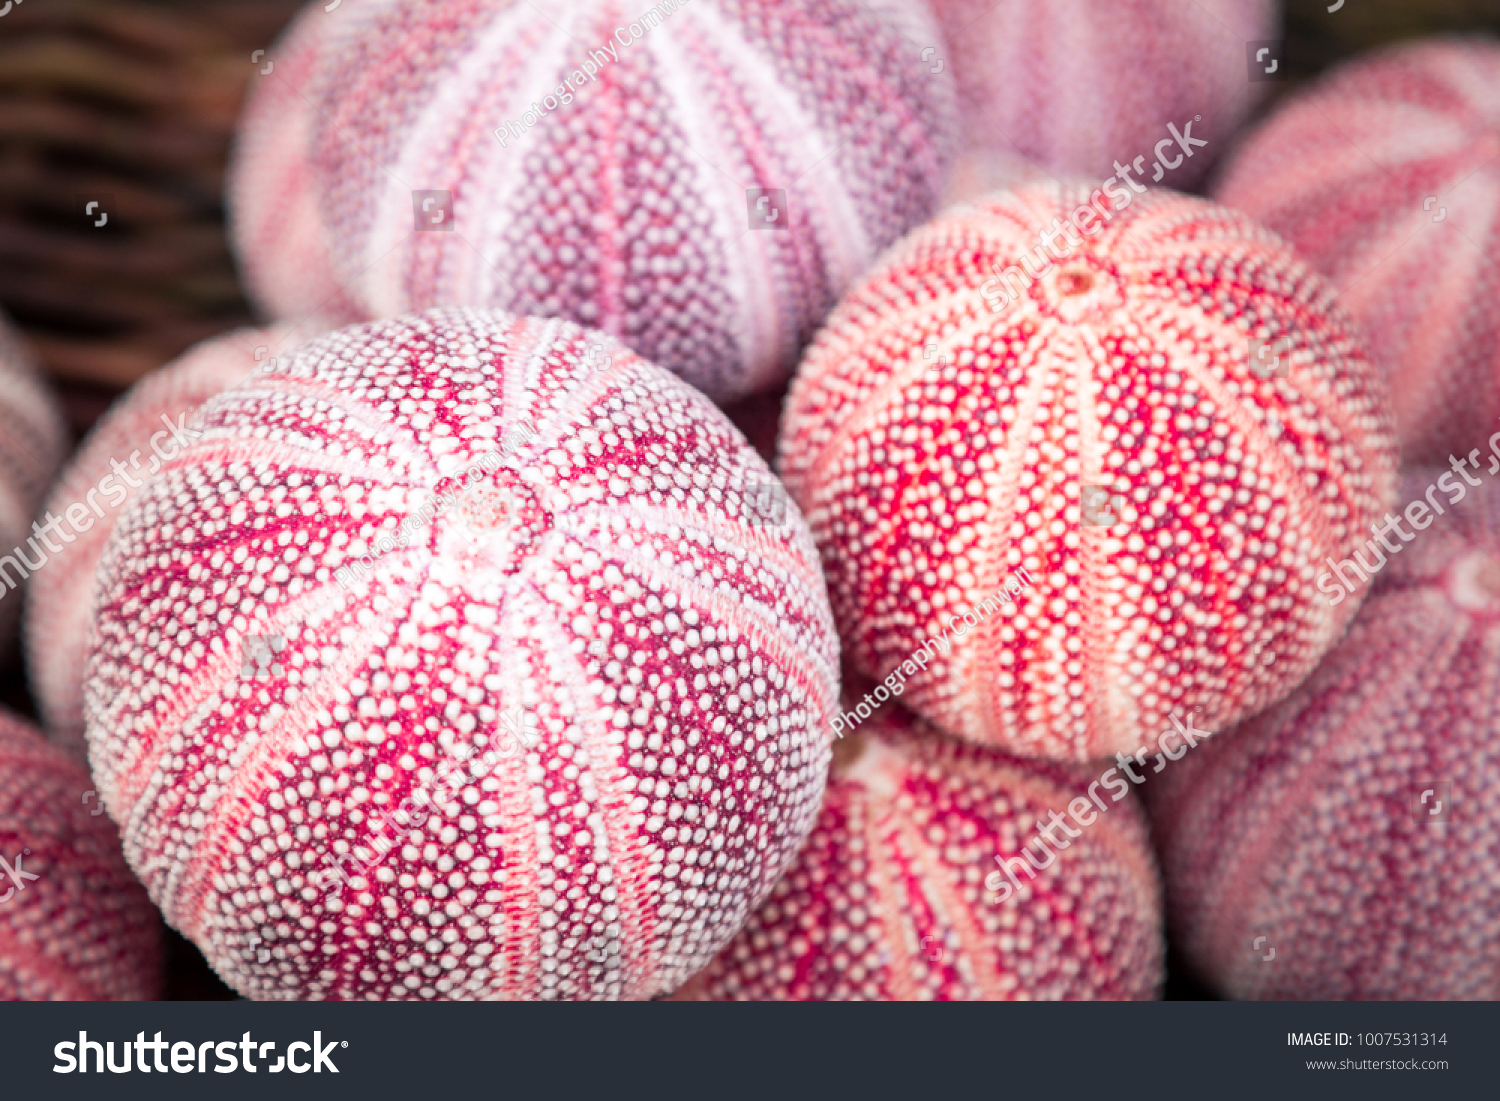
[0,0,301,433]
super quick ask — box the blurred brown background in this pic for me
[0,0,302,437]
[0,0,1496,999]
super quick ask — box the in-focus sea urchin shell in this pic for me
[1214,38,1500,464]
[27,327,297,760]
[779,183,1398,761]
[277,0,956,403]
[1151,472,1500,1000]
[675,702,1162,1000]
[931,0,1274,186]
[0,711,161,1000]
[84,308,840,1000]
[0,310,70,659]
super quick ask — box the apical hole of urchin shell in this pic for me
[458,481,515,532]
[1056,267,1095,296]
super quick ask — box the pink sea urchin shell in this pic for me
[0,310,69,659]
[275,0,956,403]
[1214,38,1500,464]
[674,702,1162,1000]
[26,326,299,760]
[84,308,840,1000]
[931,0,1274,186]
[1151,472,1500,999]
[0,711,161,1000]
[226,3,372,333]
[779,182,1398,761]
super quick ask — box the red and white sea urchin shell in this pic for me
[1214,38,1500,464]
[1150,472,1500,1000]
[84,308,840,1000]
[0,310,69,658]
[295,0,955,403]
[0,711,161,1000]
[27,326,299,760]
[674,702,1162,1000]
[931,0,1274,186]
[779,183,1398,761]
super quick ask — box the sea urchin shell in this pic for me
[0,310,69,659]
[84,308,840,1000]
[226,2,368,332]
[674,701,1162,1000]
[0,710,161,1000]
[930,0,1273,186]
[27,326,296,760]
[779,182,1397,760]
[1213,38,1500,463]
[277,0,957,402]
[1150,471,1500,1000]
